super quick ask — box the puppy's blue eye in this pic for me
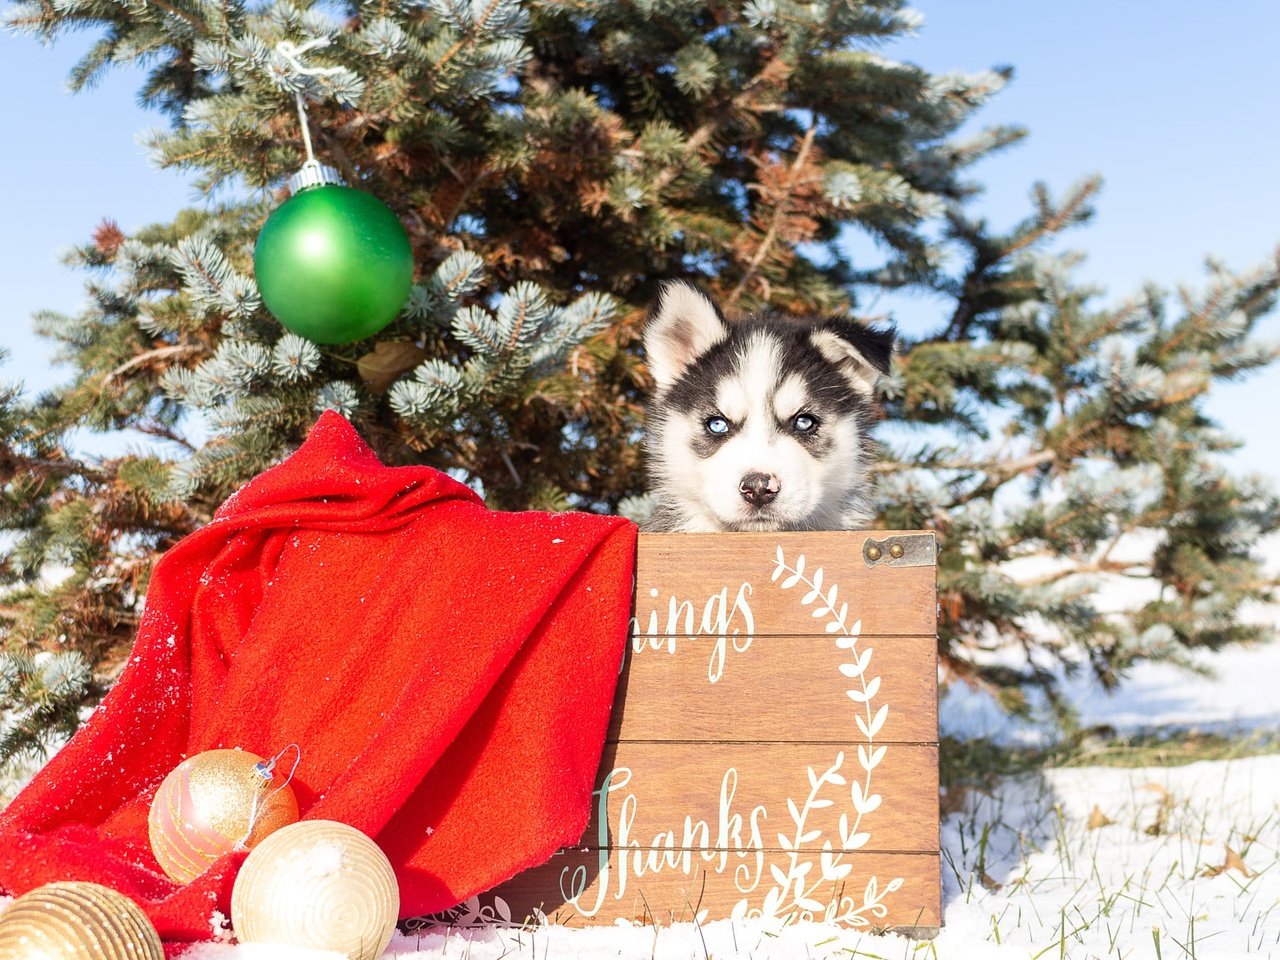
[705,416,730,436]
[793,413,818,433]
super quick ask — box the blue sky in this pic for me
[1,2,1277,479]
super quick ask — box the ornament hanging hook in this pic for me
[274,38,348,190]
[275,36,348,80]
[235,743,302,851]
[294,89,317,164]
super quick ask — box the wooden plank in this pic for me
[610,635,938,744]
[439,531,942,933]
[632,532,936,639]
[469,848,941,928]
[581,743,938,854]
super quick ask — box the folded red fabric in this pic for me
[0,412,637,939]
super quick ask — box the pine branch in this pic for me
[432,0,504,73]
[727,126,818,307]
[102,344,206,387]
[0,450,110,485]
[650,58,790,196]
[144,0,206,33]
[132,420,197,453]
[1020,561,1151,588]
[1004,177,1102,258]
[874,449,1056,476]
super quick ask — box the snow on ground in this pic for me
[937,754,1280,959]
[942,637,1280,745]
[173,752,1280,959]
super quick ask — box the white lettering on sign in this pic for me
[628,582,756,682]
[560,766,768,917]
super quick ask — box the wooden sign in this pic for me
[439,531,939,935]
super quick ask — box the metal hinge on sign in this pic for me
[863,533,936,567]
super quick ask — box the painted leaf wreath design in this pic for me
[414,893,521,929]
[731,547,904,925]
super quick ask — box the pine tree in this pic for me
[880,193,1280,717]
[2,0,1277,770]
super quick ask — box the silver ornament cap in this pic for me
[288,159,345,194]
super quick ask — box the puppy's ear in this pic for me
[810,319,896,397]
[644,282,728,390]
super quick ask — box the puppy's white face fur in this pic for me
[656,332,866,531]
[643,282,893,533]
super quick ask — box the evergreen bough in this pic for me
[2,0,1276,771]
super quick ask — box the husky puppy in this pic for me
[642,282,894,533]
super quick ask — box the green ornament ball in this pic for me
[254,185,414,345]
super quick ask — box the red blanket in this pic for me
[0,412,637,939]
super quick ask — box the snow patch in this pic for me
[282,839,346,879]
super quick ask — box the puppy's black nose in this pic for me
[739,472,780,507]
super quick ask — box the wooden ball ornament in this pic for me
[148,748,299,884]
[231,820,399,960]
[0,881,163,960]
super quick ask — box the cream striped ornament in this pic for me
[231,820,399,960]
[0,881,163,960]
[148,748,299,884]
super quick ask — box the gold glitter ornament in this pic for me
[148,748,299,884]
[0,881,163,960]
[231,820,399,960]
